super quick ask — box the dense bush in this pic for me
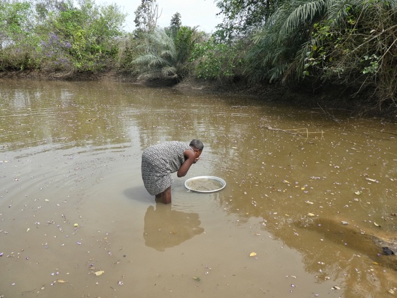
[241,0,397,106]
[0,0,125,73]
[190,37,245,81]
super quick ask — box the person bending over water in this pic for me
[141,139,204,204]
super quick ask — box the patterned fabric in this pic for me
[141,141,192,195]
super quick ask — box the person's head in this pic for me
[190,139,204,152]
[190,139,204,160]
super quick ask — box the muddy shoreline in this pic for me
[1,70,395,119]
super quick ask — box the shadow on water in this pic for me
[143,203,204,252]
[123,186,205,252]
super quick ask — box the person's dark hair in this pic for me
[190,139,204,151]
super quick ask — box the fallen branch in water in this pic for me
[264,126,325,140]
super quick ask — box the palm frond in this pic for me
[161,66,177,77]
[133,28,178,80]
[280,0,327,36]
[326,0,354,27]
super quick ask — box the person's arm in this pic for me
[177,149,196,177]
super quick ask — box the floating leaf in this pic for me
[94,270,105,276]
[74,223,79,227]
[354,191,362,195]
[389,289,395,294]
[307,213,315,217]
[305,201,314,205]
[374,222,381,227]
[250,252,257,257]
[192,276,201,281]
[57,279,66,283]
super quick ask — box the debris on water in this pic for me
[373,222,381,227]
[382,247,395,255]
[331,285,341,290]
[250,252,257,257]
[365,178,378,183]
[307,213,315,217]
[389,288,395,294]
[192,276,201,281]
[354,191,362,195]
[57,279,66,283]
[305,201,314,205]
[74,223,79,227]
[94,270,105,276]
[341,221,349,225]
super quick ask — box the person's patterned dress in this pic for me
[141,141,193,195]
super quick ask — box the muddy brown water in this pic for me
[1,79,397,298]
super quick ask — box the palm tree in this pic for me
[134,26,201,82]
[134,28,179,81]
[246,0,330,83]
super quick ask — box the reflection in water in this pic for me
[143,204,204,251]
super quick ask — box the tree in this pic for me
[134,26,201,82]
[214,0,283,40]
[134,28,178,80]
[0,1,37,70]
[169,12,181,38]
[40,0,126,71]
[134,0,161,36]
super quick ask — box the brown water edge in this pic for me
[1,69,395,118]
[1,78,397,298]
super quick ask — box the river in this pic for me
[1,78,397,298]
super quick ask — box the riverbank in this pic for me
[1,70,395,120]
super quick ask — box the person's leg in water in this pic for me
[155,186,171,204]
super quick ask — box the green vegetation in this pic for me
[243,0,397,107]
[1,0,396,108]
[0,0,125,73]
